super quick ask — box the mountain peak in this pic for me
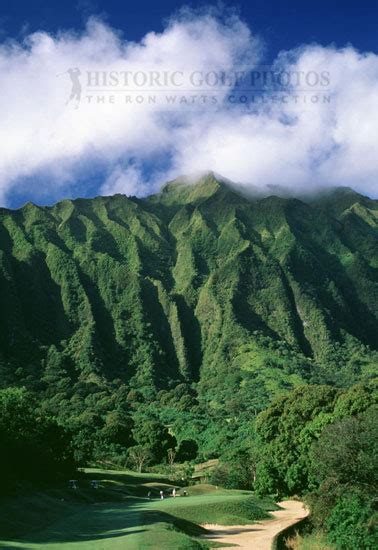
[149,171,233,207]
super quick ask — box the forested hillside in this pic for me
[0,172,377,463]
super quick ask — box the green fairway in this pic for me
[0,469,277,549]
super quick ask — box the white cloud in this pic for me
[165,46,378,197]
[0,9,377,205]
[101,163,149,196]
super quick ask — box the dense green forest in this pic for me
[254,382,377,548]
[0,173,377,547]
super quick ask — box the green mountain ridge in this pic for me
[0,174,377,417]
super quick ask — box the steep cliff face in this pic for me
[0,174,377,402]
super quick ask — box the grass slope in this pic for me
[0,468,276,549]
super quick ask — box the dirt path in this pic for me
[201,499,308,550]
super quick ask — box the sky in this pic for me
[0,0,377,207]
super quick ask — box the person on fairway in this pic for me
[160,490,164,500]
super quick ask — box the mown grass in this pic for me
[0,468,276,549]
[154,493,276,525]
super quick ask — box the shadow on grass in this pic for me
[84,469,173,486]
[83,470,179,497]
[204,527,263,536]
[0,545,33,549]
[12,498,206,545]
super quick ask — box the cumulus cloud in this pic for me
[101,163,148,196]
[0,8,377,205]
[166,45,378,197]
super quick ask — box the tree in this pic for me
[128,446,152,473]
[99,411,134,454]
[211,447,260,490]
[307,407,378,548]
[176,439,198,462]
[326,492,377,549]
[311,408,378,488]
[167,448,176,467]
[0,387,76,492]
[132,417,176,464]
[254,382,377,496]
[255,385,339,495]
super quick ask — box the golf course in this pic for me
[0,467,284,549]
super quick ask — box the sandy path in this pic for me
[201,500,308,550]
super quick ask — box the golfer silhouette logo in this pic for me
[57,68,82,108]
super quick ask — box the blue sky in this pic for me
[0,1,377,207]
[2,1,378,56]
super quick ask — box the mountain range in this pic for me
[0,173,377,412]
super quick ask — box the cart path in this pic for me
[201,499,308,550]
